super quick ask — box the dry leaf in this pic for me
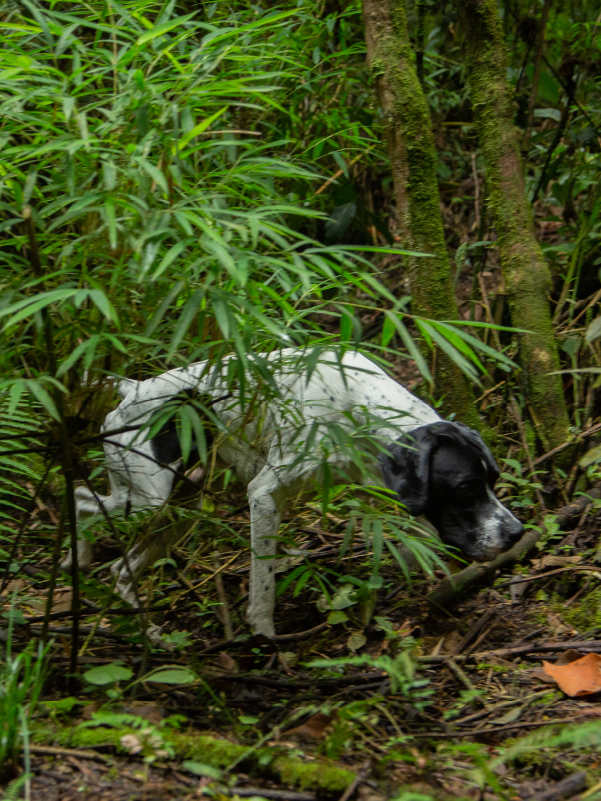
[530,555,583,569]
[125,701,164,725]
[27,588,72,614]
[546,613,574,636]
[285,712,334,739]
[1,579,27,595]
[216,652,236,671]
[530,666,558,684]
[555,649,583,665]
[574,706,601,718]
[491,704,524,725]
[543,652,601,696]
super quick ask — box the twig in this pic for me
[525,772,587,801]
[214,551,234,640]
[453,689,552,726]
[171,551,241,607]
[206,670,386,690]
[443,657,478,694]
[195,622,329,656]
[533,421,601,466]
[226,790,315,801]
[451,608,496,655]
[313,150,373,197]
[410,716,592,738]
[473,638,601,659]
[27,744,112,763]
[338,760,371,801]
[496,565,601,587]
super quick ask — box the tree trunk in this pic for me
[455,0,569,449]
[362,0,480,429]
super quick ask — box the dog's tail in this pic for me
[117,378,140,399]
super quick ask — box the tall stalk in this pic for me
[362,0,482,429]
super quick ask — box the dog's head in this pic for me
[378,421,523,561]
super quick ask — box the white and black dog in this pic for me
[64,349,523,636]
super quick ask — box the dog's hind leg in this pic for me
[60,486,125,572]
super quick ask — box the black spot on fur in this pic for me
[150,389,214,467]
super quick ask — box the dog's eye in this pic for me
[456,483,474,497]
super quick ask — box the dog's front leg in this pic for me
[247,472,283,638]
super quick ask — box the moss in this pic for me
[454,0,569,449]
[561,586,601,631]
[31,722,356,792]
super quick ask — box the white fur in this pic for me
[64,349,441,636]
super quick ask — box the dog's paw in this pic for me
[60,540,93,572]
[247,611,276,639]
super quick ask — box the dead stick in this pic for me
[214,551,233,640]
[27,745,112,763]
[534,421,601,466]
[338,760,371,801]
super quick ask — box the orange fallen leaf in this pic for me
[543,652,601,696]
[285,712,334,739]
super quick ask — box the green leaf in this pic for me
[579,445,601,469]
[585,317,601,344]
[416,320,480,383]
[142,667,197,684]
[104,196,117,250]
[347,632,366,651]
[385,312,432,384]
[26,381,60,421]
[173,106,228,154]
[83,663,133,686]
[167,288,204,357]
[138,159,168,193]
[137,13,197,44]
[0,288,77,328]
[153,240,192,280]
[327,610,349,625]
[381,315,396,348]
[182,761,222,779]
[88,289,118,324]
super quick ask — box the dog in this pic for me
[63,349,523,636]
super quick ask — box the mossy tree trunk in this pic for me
[454,0,569,449]
[362,0,480,428]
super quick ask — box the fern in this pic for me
[490,719,601,769]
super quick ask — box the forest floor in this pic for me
[3,490,601,801]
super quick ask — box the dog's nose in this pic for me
[506,515,524,543]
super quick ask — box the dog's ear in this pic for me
[450,422,500,484]
[378,428,437,515]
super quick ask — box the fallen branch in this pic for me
[525,771,587,801]
[427,485,601,609]
[227,790,315,801]
[28,744,112,763]
[31,724,356,793]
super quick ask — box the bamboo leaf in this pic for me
[137,13,197,44]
